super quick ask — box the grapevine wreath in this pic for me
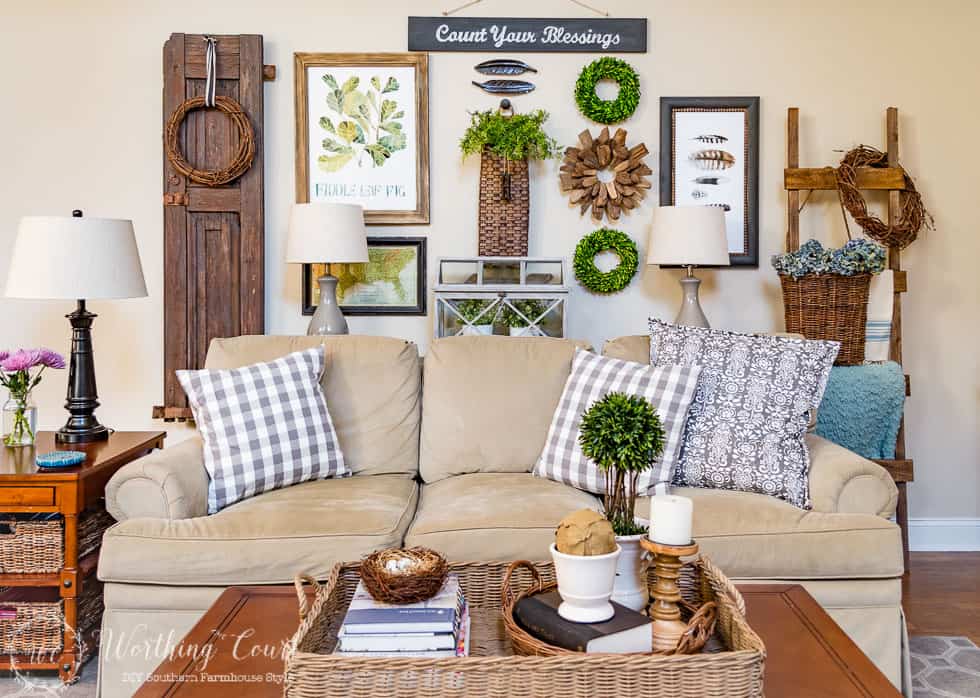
[165,95,255,186]
[574,57,641,125]
[573,228,639,294]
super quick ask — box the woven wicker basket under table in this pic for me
[285,559,765,698]
[779,272,872,365]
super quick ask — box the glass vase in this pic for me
[3,395,37,447]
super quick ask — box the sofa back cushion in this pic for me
[603,333,805,364]
[205,335,421,476]
[419,336,589,483]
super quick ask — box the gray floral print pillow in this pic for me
[648,319,839,508]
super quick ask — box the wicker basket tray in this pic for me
[478,148,529,256]
[780,272,871,365]
[284,559,765,698]
[0,505,114,574]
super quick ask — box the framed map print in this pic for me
[659,96,760,267]
[294,53,429,224]
[302,237,427,316]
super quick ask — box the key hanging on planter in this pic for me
[499,99,513,202]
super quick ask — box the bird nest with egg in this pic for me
[360,547,450,604]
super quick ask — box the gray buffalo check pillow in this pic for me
[534,348,702,496]
[177,347,348,513]
[648,319,839,509]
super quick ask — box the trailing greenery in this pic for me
[501,299,546,328]
[772,238,886,279]
[455,299,497,325]
[459,109,560,162]
[573,228,639,294]
[579,392,665,536]
[574,57,641,125]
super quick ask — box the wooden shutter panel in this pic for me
[156,33,265,420]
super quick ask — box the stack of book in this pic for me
[335,574,471,658]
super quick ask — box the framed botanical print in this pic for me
[660,97,760,267]
[294,53,429,224]
[302,237,427,316]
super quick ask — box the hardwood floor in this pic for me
[903,552,980,643]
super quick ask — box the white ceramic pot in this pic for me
[549,543,621,623]
[509,326,542,337]
[611,534,650,612]
[461,324,493,336]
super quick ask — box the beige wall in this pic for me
[1,0,977,521]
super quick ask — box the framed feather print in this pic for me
[659,97,760,267]
[294,53,430,224]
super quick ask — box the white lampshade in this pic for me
[286,203,369,264]
[646,206,731,267]
[4,216,147,299]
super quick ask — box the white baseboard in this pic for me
[909,518,980,551]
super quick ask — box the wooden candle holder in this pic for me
[640,538,699,652]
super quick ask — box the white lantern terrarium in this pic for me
[434,257,569,339]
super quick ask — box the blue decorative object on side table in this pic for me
[35,450,87,468]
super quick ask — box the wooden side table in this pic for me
[0,430,166,683]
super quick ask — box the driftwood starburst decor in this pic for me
[560,127,651,222]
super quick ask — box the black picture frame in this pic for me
[659,96,760,267]
[302,236,427,316]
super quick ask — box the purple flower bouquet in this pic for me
[1,348,65,447]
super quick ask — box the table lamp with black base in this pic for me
[4,210,147,443]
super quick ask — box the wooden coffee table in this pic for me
[135,582,899,697]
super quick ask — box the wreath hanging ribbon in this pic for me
[574,228,639,294]
[574,57,641,125]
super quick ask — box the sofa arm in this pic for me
[106,436,209,521]
[807,434,898,517]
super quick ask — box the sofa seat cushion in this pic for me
[404,473,601,561]
[639,487,904,580]
[98,475,418,585]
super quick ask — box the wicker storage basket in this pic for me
[285,559,765,698]
[0,580,104,655]
[0,517,62,574]
[0,505,115,574]
[779,273,872,365]
[478,148,529,256]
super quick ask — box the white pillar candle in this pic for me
[648,495,694,545]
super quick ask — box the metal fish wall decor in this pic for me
[474,59,537,75]
[690,149,736,171]
[472,79,536,94]
[692,134,728,144]
[693,176,730,185]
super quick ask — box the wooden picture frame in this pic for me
[660,96,760,267]
[294,52,429,225]
[302,237,427,316]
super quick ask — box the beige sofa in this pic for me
[97,335,907,696]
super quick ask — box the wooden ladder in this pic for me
[785,107,913,571]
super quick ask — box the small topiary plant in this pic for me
[579,392,665,536]
[459,109,560,162]
[501,299,546,328]
[455,299,497,325]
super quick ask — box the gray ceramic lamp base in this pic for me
[308,274,350,335]
[673,273,711,329]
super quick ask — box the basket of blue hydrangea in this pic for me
[773,238,886,365]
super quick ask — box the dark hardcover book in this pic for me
[513,591,652,654]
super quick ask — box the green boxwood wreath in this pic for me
[574,57,641,125]
[574,228,639,294]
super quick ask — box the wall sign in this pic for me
[408,17,647,53]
